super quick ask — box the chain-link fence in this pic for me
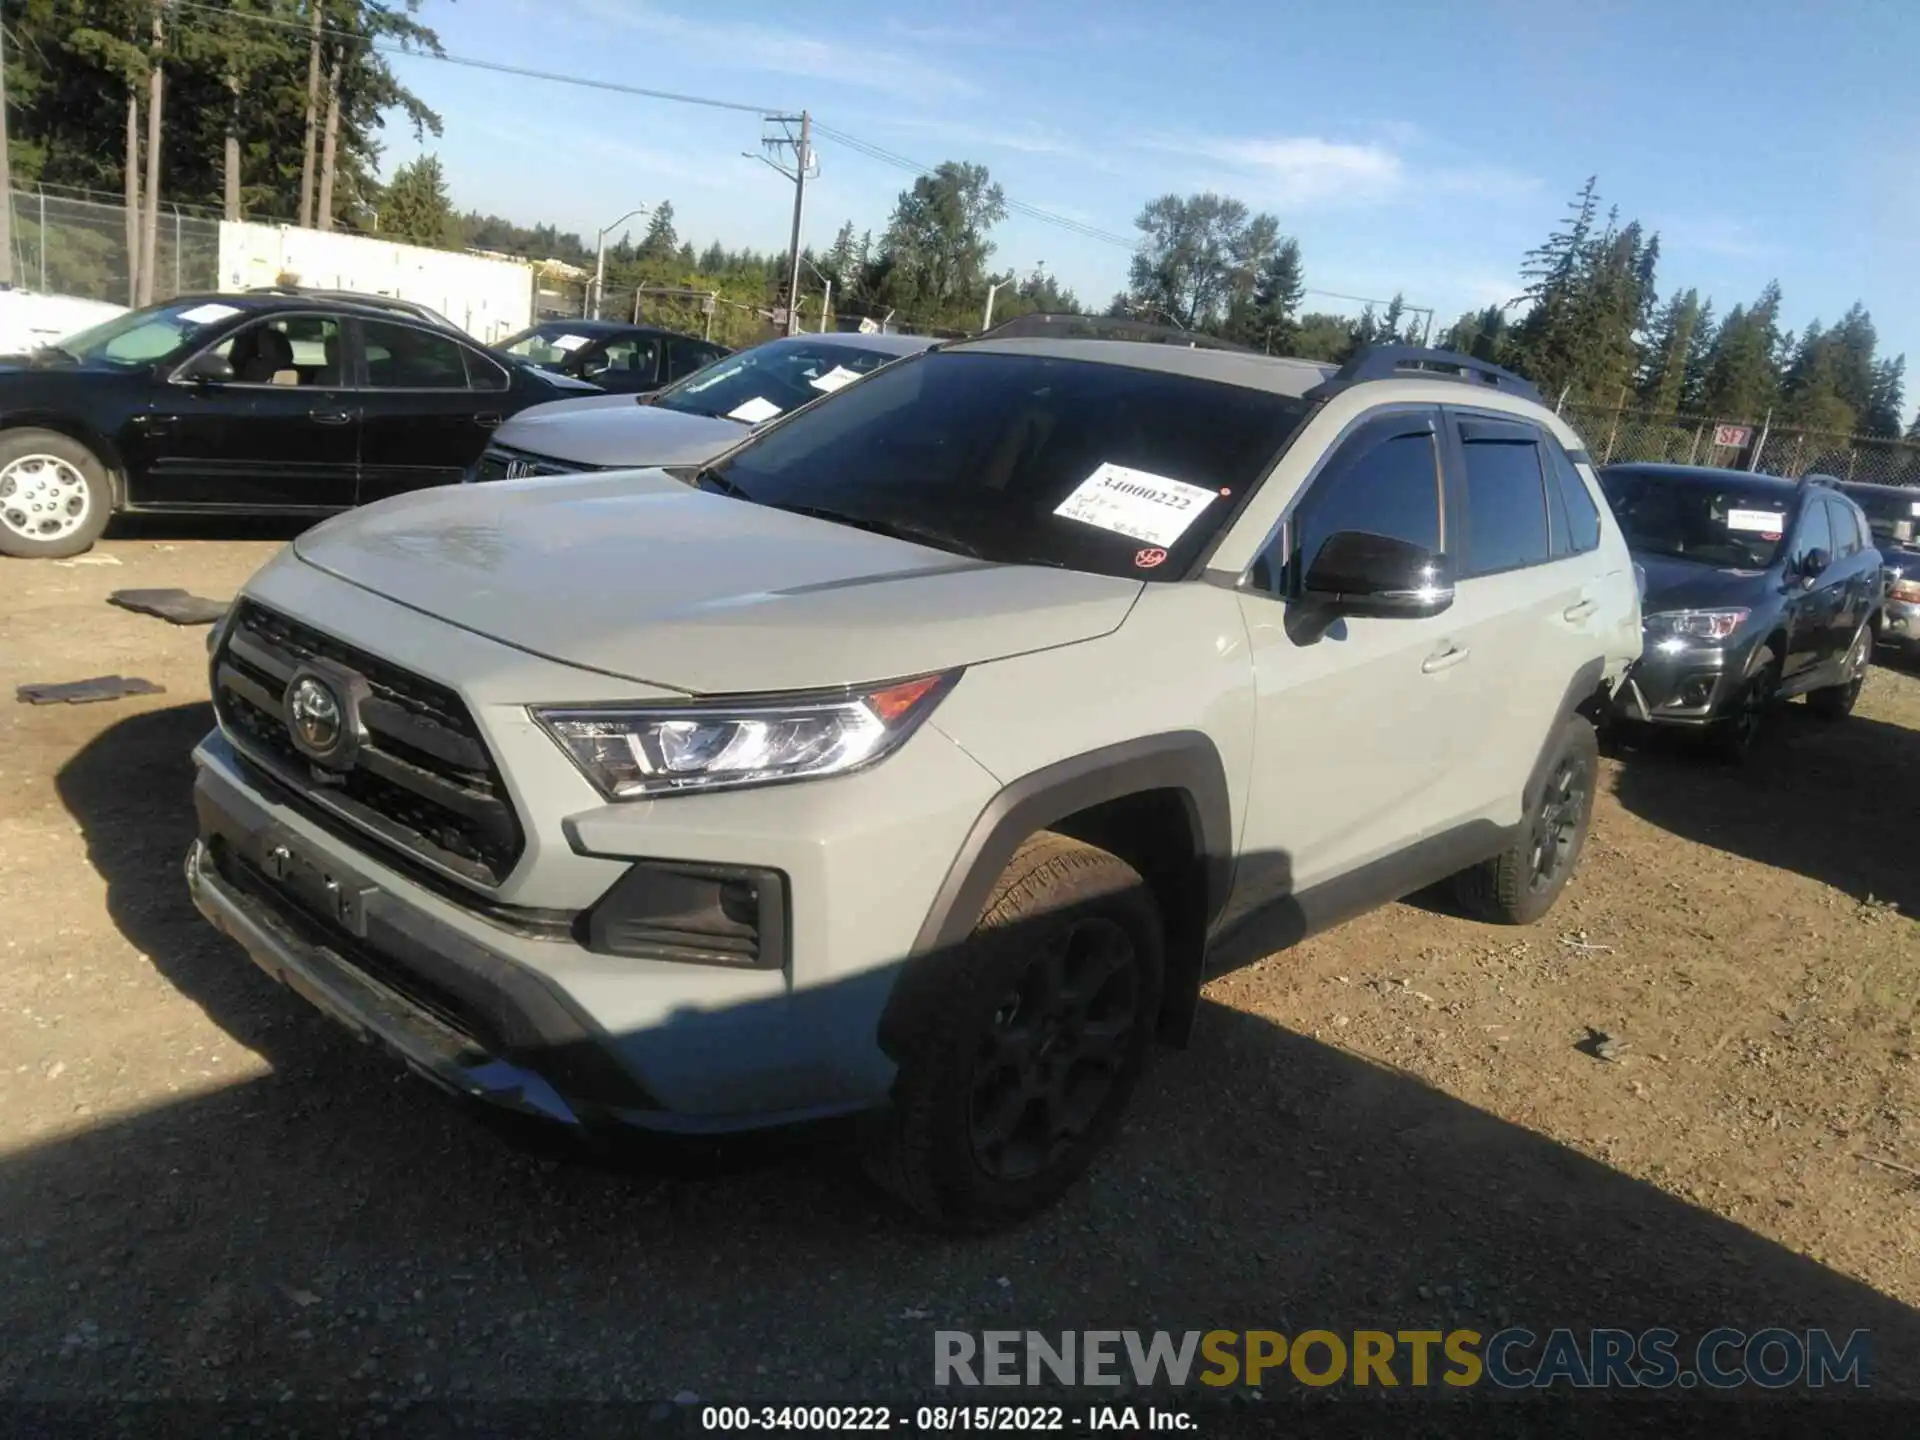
[6,189,221,306]
[1562,402,1920,488]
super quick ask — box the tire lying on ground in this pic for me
[0,428,114,560]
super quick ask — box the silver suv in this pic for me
[185,330,1642,1229]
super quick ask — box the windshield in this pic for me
[652,338,906,423]
[1600,469,1792,569]
[706,350,1312,578]
[55,299,250,366]
[499,324,598,368]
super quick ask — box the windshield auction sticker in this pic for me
[727,396,783,424]
[808,364,863,393]
[1055,463,1216,548]
[1726,508,1787,533]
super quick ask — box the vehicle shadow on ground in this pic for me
[28,702,1920,1420]
[106,513,316,545]
[1609,697,1919,919]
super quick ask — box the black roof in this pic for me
[166,291,450,324]
[1599,461,1800,494]
[1836,478,1920,497]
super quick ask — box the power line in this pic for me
[167,0,777,116]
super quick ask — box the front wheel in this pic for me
[1709,658,1778,763]
[865,833,1163,1232]
[0,428,114,559]
[1806,625,1872,719]
[1455,716,1599,926]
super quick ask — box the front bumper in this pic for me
[1611,637,1743,728]
[184,735,966,1134]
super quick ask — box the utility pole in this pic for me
[592,206,647,320]
[0,17,13,287]
[981,280,1006,333]
[748,113,815,337]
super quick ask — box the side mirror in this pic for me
[1797,548,1831,588]
[177,351,234,385]
[1300,530,1455,618]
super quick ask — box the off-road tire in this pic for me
[864,832,1164,1232]
[1455,716,1599,926]
[0,428,114,560]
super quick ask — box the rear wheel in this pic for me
[0,428,114,559]
[865,833,1163,1231]
[1455,716,1598,926]
[1806,625,1871,719]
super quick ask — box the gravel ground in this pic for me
[1,526,1917,1432]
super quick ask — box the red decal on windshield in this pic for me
[1762,530,1782,541]
[1135,547,1168,569]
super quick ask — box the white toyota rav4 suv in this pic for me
[186,321,1642,1229]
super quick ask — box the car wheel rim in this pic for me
[1846,632,1870,696]
[967,916,1140,1183]
[0,454,91,542]
[1732,678,1768,747]
[1528,755,1590,893]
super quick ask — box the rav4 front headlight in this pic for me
[534,671,961,799]
[1644,607,1749,642]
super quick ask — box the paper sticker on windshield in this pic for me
[1054,463,1217,548]
[1727,507,1787,533]
[808,365,862,394]
[550,334,589,353]
[1911,500,1920,516]
[727,396,783,424]
[177,302,241,326]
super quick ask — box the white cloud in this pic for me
[1658,216,1779,263]
[1139,131,1541,212]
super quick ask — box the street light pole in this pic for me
[783,111,811,336]
[981,280,1007,333]
[593,205,648,320]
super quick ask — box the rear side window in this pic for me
[1545,440,1603,554]
[462,347,509,392]
[361,319,468,389]
[1824,498,1861,558]
[1278,418,1443,593]
[1458,424,1551,575]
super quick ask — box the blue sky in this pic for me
[382,0,1919,395]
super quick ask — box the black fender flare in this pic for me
[878,732,1234,1058]
[1524,657,1608,816]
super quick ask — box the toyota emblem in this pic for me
[286,674,345,760]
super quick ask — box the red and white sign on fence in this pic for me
[1711,423,1753,450]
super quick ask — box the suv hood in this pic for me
[291,472,1143,694]
[495,396,745,468]
[1633,551,1774,613]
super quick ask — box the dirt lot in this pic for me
[2,527,1918,1426]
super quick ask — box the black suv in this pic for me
[1837,479,1920,658]
[1599,463,1882,756]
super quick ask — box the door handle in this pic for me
[1563,598,1598,622]
[308,408,352,426]
[1422,643,1471,674]
[472,412,504,429]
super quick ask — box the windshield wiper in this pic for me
[767,503,986,559]
[693,466,750,498]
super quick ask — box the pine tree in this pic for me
[381,153,453,247]
[1680,299,1715,411]
[1507,176,1600,396]
[640,202,678,260]
[1864,356,1907,439]
[1230,237,1304,353]
[1638,288,1702,412]
[1780,320,1857,434]
[1699,282,1784,420]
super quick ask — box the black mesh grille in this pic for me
[213,601,524,887]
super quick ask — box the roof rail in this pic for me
[1305,345,1543,405]
[1800,472,1841,489]
[965,312,1256,353]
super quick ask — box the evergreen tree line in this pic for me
[1443,178,1911,441]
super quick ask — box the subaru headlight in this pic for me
[535,671,960,799]
[1644,607,1749,642]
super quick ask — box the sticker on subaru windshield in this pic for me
[726,396,783,424]
[808,365,862,393]
[1727,508,1786,533]
[1911,500,1920,516]
[178,302,241,325]
[1054,463,1216,547]
[1134,547,1168,569]
[549,334,589,353]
